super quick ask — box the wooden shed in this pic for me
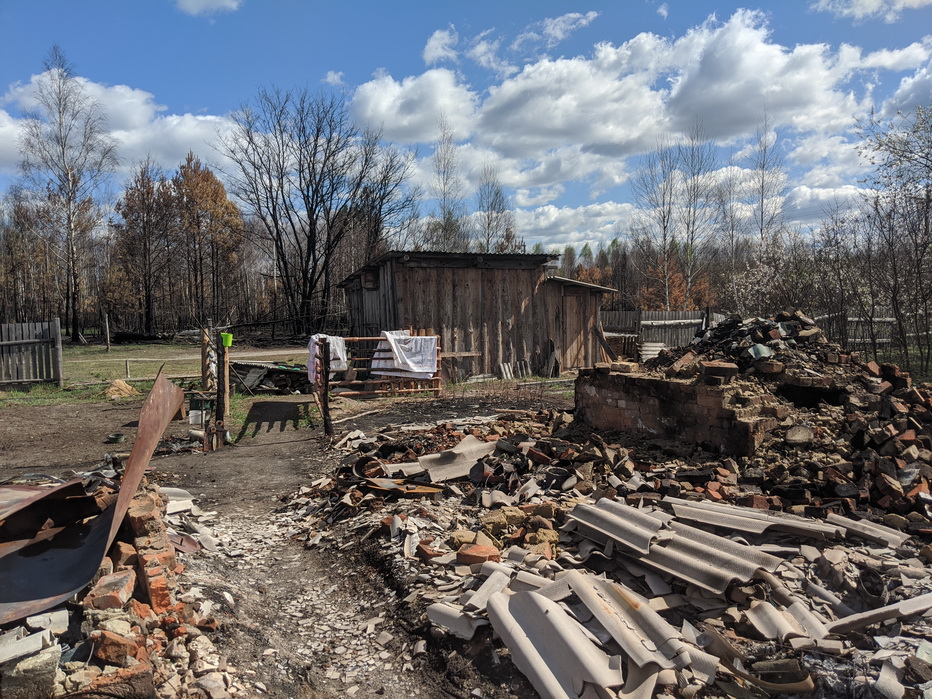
[338,251,616,378]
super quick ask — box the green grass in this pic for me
[1,342,309,408]
[0,381,146,408]
[63,343,206,384]
[61,342,307,385]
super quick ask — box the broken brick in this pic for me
[456,544,500,565]
[84,569,136,611]
[109,541,138,569]
[91,630,139,666]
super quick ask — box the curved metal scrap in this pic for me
[0,376,184,624]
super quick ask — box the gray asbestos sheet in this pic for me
[487,590,624,699]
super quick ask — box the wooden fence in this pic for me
[0,320,64,386]
[815,312,897,352]
[603,309,714,355]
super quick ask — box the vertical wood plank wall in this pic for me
[342,256,606,377]
[0,320,63,386]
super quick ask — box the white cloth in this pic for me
[372,330,438,379]
[307,334,348,383]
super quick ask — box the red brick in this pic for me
[738,494,770,509]
[91,630,139,666]
[456,544,500,565]
[526,448,551,465]
[139,566,174,615]
[126,494,164,537]
[129,600,157,626]
[83,665,154,696]
[416,541,445,562]
[109,541,138,569]
[135,531,177,571]
[84,569,136,610]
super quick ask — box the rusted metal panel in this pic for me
[0,376,184,624]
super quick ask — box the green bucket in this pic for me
[220,332,233,347]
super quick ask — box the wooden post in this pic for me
[125,359,131,379]
[104,312,111,352]
[320,338,333,436]
[216,331,230,431]
[200,328,210,390]
[52,318,64,388]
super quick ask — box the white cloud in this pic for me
[666,10,867,137]
[0,110,21,177]
[516,201,637,248]
[881,59,932,113]
[352,69,477,143]
[513,11,600,51]
[477,54,667,161]
[514,186,564,207]
[657,4,669,19]
[423,27,459,65]
[176,0,241,16]
[364,8,932,214]
[788,133,865,187]
[812,0,932,22]
[786,184,865,225]
[0,72,231,179]
[542,11,600,47]
[860,40,932,70]
[323,71,344,86]
[466,32,517,77]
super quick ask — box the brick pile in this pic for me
[0,481,244,699]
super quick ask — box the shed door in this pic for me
[563,291,587,368]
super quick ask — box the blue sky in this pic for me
[2,0,931,249]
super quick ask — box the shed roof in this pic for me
[339,251,557,287]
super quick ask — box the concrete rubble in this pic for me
[278,311,932,698]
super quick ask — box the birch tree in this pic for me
[19,46,117,341]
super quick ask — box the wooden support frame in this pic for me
[314,333,442,431]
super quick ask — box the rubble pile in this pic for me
[623,309,932,520]
[0,471,248,698]
[280,380,932,697]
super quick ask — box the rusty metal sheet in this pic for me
[0,376,184,624]
[0,478,86,521]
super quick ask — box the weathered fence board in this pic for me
[603,309,710,356]
[815,311,897,352]
[0,320,63,386]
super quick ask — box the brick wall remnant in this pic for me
[575,369,779,456]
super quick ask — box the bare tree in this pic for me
[19,45,118,341]
[712,155,751,313]
[746,113,787,249]
[630,136,679,310]
[217,87,413,334]
[676,122,716,308]
[426,115,470,251]
[474,162,521,253]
